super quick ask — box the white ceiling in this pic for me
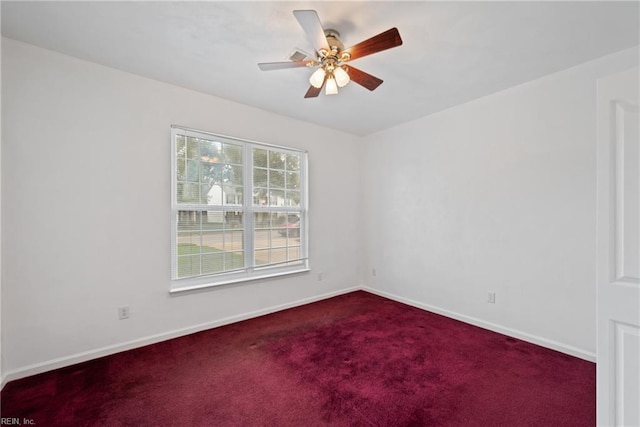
[2,1,639,136]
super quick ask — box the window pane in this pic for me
[175,210,245,278]
[224,144,242,165]
[202,252,224,275]
[271,248,287,265]
[282,214,301,238]
[286,153,300,171]
[176,135,186,158]
[269,190,285,207]
[288,246,301,261]
[285,191,300,207]
[176,159,186,181]
[206,184,243,206]
[200,139,222,160]
[254,227,270,250]
[177,183,200,204]
[205,184,222,206]
[199,184,213,205]
[186,137,199,159]
[200,162,221,183]
[253,148,301,208]
[222,230,244,252]
[269,170,285,189]
[177,137,246,207]
[254,168,267,187]
[224,230,244,251]
[269,150,285,170]
[253,148,267,168]
[177,211,201,231]
[178,254,201,278]
[254,212,270,228]
[228,165,243,186]
[223,185,243,206]
[255,249,270,266]
[225,251,244,270]
[202,211,244,229]
[252,212,301,268]
[202,231,223,250]
[177,231,201,248]
[223,211,243,229]
[286,172,300,190]
[186,160,199,182]
[254,188,268,206]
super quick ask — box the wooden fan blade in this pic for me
[293,10,329,53]
[343,28,403,61]
[258,60,315,71]
[304,85,322,98]
[304,75,326,98]
[345,65,383,91]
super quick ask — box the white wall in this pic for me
[1,38,361,381]
[360,47,639,360]
[2,34,638,383]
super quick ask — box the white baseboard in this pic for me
[0,286,360,388]
[362,286,596,362]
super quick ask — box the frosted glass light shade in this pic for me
[325,77,338,95]
[309,68,326,88]
[333,66,350,87]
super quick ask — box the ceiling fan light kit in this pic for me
[333,66,350,88]
[309,67,326,88]
[325,75,339,95]
[258,10,403,98]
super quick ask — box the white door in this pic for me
[597,67,640,427]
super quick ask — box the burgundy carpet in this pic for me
[1,291,594,426]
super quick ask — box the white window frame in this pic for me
[170,126,309,293]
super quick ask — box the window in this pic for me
[171,126,308,291]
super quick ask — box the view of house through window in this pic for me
[171,127,308,290]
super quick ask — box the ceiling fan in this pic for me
[258,10,403,98]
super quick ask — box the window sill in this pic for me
[170,266,311,294]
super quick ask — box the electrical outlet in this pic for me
[118,306,130,320]
[317,272,323,281]
[372,268,377,277]
[487,292,496,304]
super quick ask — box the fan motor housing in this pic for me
[324,29,344,53]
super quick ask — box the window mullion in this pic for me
[244,144,255,271]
